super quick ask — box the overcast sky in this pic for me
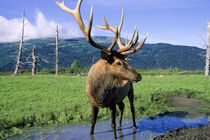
[0,0,210,48]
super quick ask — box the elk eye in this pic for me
[116,62,121,65]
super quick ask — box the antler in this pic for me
[55,0,118,52]
[95,9,148,55]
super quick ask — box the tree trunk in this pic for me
[14,10,25,76]
[205,22,210,76]
[32,48,37,75]
[56,26,59,75]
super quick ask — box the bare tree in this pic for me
[14,10,25,76]
[205,21,210,76]
[56,26,59,75]
[32,47,37,75]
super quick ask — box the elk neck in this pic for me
[88,59,129,90]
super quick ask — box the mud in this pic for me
[154,124,210,140]
[154,95,210,139]
[171,95,202,107]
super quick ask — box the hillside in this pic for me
[0,37,206,72]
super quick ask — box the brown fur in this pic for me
[86,52,140,107]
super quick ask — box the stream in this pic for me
[8,110,210,140]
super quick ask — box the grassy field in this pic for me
[0,75,210,139]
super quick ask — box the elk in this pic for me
[55,0,147,139]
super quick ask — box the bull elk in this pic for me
[55,0,147,139]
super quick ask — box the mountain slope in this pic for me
[0,37,206,72]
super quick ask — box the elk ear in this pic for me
[100,51,114,63]
[101,51,110,61]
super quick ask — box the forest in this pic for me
[0,36,206,73]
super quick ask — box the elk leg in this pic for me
[117,102,124,129]
[127,87,137,129]
[90,105,99,135]
[110,105,117,139]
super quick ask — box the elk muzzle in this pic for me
[132,73,142,82]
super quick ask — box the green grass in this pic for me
[137,68,204,75]
[0,75,210,139]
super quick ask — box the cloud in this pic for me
[0,16,22,42]
[0,11,82,43]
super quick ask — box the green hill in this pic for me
[0,37,206,72]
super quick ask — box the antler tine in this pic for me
[95,15,116,32]
[121,33,148,55]
[55,0,74,14]
[107,25,118,51]
[118,8,124,33]
[117,25,137,52]
[95,9,138,52]
[131,30,139,46]
[55,0,118,52]
[116,8,132,49]
[87,6,118,52]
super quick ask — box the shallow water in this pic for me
[8,111,209,140]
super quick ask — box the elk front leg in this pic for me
[128,87,137,129]
[110,105,117,139]
[90,105,99,135]
[117,102,124,129]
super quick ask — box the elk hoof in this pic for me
[133,125,137,130]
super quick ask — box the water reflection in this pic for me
[8,111,209,140]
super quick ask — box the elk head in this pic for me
[100,51,142,83]
[55,0,148,82]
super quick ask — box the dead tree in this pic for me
[32,48,37,75]
[205,21,210,76]
[56,26,59,75]
[14,10,25,76]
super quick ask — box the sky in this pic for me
[0,0,210,48]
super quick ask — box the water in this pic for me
[8,111,209,140]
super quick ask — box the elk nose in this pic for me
[137,74,142,82]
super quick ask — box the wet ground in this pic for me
[154,95,210,139]
[8,113,209,140]
[8,96,210,140]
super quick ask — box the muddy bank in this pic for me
[171,95,202,107]
[154,95,210,139]
[170,95,210,117]
[154,124,210,140]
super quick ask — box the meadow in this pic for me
[0,74,210,139]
